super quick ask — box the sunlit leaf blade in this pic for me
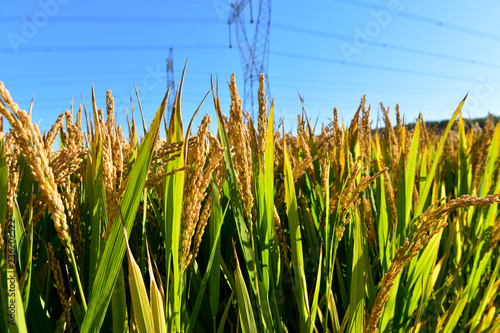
[163,73,183,332]
[209,177,222,326]
[186,208,224,333]
[414,95,467,218]
[81,90,167,332]
[148,243,166,333]
[111,269,128,333]
[283,128,310,332]
[6,260,28,332]
[212,78,257,293]
[309,247,322,333]
[0,140,10,332]
[125,234,153,333]
[470,257,500,332]
[216,290,235,333]
[262,100,275,293]
[404,117,420,230]
[479,119,500,198]
[348,209,365,333]
[0,139,7,230]
[86,120,105,295]
[234,249,257,333]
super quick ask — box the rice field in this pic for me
[0,70,499,332]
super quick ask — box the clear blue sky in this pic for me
[1,0,500,134]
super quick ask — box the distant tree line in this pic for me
[376,114,499,134]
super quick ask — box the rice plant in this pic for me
[0,69,499,332]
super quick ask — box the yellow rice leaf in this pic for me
[126,238,154,333]
[147,241,166,333]
[150,279,166,333]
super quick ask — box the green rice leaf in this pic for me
[185,190,224,333]
[348,208,365,333]
[262,100,275,293]
[5,257,28,332]
[147,242,166,333]
[216,290,235,333]
[163,65,184,332]
[257,281,273,331]
[234,244,258,333]
[209,177,222,325]
[111,269,128,333]
[309,247,322,333]
[403,228,443,324]
[457,112,470,195]
[212,77,257,294]
[414,95,466,219]
[443,293,467,333]
[404,117,420,231]
[479,118,500,198]
[283,128,310,332]
[0,139,7,230]
[470,256,500,332]
[379,275,401,332]
[86,118,105,295]
[125,232,153,333]
[81,89,167,332]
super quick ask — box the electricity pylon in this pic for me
[228,0,271,119]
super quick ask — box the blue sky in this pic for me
[1,0,500,134]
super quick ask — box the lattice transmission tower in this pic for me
[166,47,175,119]
[228,0,271,119]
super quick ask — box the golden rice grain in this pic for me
[0,81,73,256]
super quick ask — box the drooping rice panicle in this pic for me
[367,193,500,332]
[362,194,377,255]
[489,216,500,251]
[48,243,72,324]
[43,112,65,154]
[180,115,210,265]
[359,100,372,161]
[471,115,495,193]
[382,164,398,233]
[381,102,399,190]
[227,74,255,225]
[0,81,73,255]
[257,73,268,169]
[0,75,499,333]
[275,155,317,209]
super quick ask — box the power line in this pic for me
[272,23,500,69]
[1,47,481,87]
[270,50,477,83]
[3,14,497,69]
[5,74,474,96]
[1,42,487,84]
[0,44,227,53]
[0,16,222,24]
[1,68,235,80]
[333,0,500,42]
